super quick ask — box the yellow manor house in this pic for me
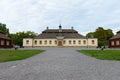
[23,25,98,47]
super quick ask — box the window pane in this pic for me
[26,40,29,44]
[83,40,86,44]
[44,40,47,44]
[63,40,65,44]
[73,40,76,44]
[49,40,52,44]
[35,40,37,44]
[78,40,81,44]
[1,40,4,45]
[39,41,42,44]
[6,41,10,46]
[111,41,114,46]
[55,40,57,44]
[92,40,94,44]
[69,40,71,44]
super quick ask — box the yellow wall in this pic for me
[23,38,33,47]
[23,38,98,47]
[33,39,57,47]
[63,39,86,46]
[87,38,98,47]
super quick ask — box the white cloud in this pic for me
[0,0,120,35]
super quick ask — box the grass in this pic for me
[0,50,44,62]
[78,50,120,60]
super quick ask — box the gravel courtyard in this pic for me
[0,47,120,80]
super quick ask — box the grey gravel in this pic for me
[0,47,120,80]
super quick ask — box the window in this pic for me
[55,40,57,44]
[116,41,120,45]
[6,41,10,46]
[63,40,65,44]
[39,41,42,44]
[26,40,29,44]
[111,41,114,46]
[44,40,47,44]
[1,40,4,45]
[49,40,52,44]
[78,40,81,44]
[34,40,37,44]
[69,40,71,44]
[73,40,76,44]
[92,40,95,44]
[83,40,86,44]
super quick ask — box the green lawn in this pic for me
[78,50,120,60]
[0,50,44,62]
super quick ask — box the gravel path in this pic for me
[0,47,120,80]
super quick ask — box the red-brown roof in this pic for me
[110,31,120,39]
[0,31,11,40]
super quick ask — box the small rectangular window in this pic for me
[6,41,10,46]
[116,41,120,45]
[83,40,86,44]
[1,40,4,45]
[92,40,95,44]
[69,40,71,44]
[44,40,47,44]
[63,40,65,44]
[34,40,37,44]
[78,40,81,44]
[49,40,52,44]
[39,41,42,44]
[111,41,114,46]
[55,40,57,44]
[73,40,76,44]
[26,40,29,44]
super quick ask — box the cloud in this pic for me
[0,0,120,35]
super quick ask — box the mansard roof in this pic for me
[34,28,86,39]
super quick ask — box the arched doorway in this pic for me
[58,40,63,46]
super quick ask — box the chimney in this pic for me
[59,24,62,29]
[71,26,74,29]
[59,24,62,32]
[46,27,49,30]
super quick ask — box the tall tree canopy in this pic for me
[0,23,9,35]
[86,27,114,47]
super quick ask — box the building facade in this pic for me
[23,25,98,47]
[0,31,12,48]
[109,31,120,48]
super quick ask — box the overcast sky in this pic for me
[0,0,120,35]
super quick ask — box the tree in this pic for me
[86,27,114,47]
[105,29,114,40]
[9,31,37,46]
[94,27,107,46]
[86,32,94,38]
[0,23,9,35]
